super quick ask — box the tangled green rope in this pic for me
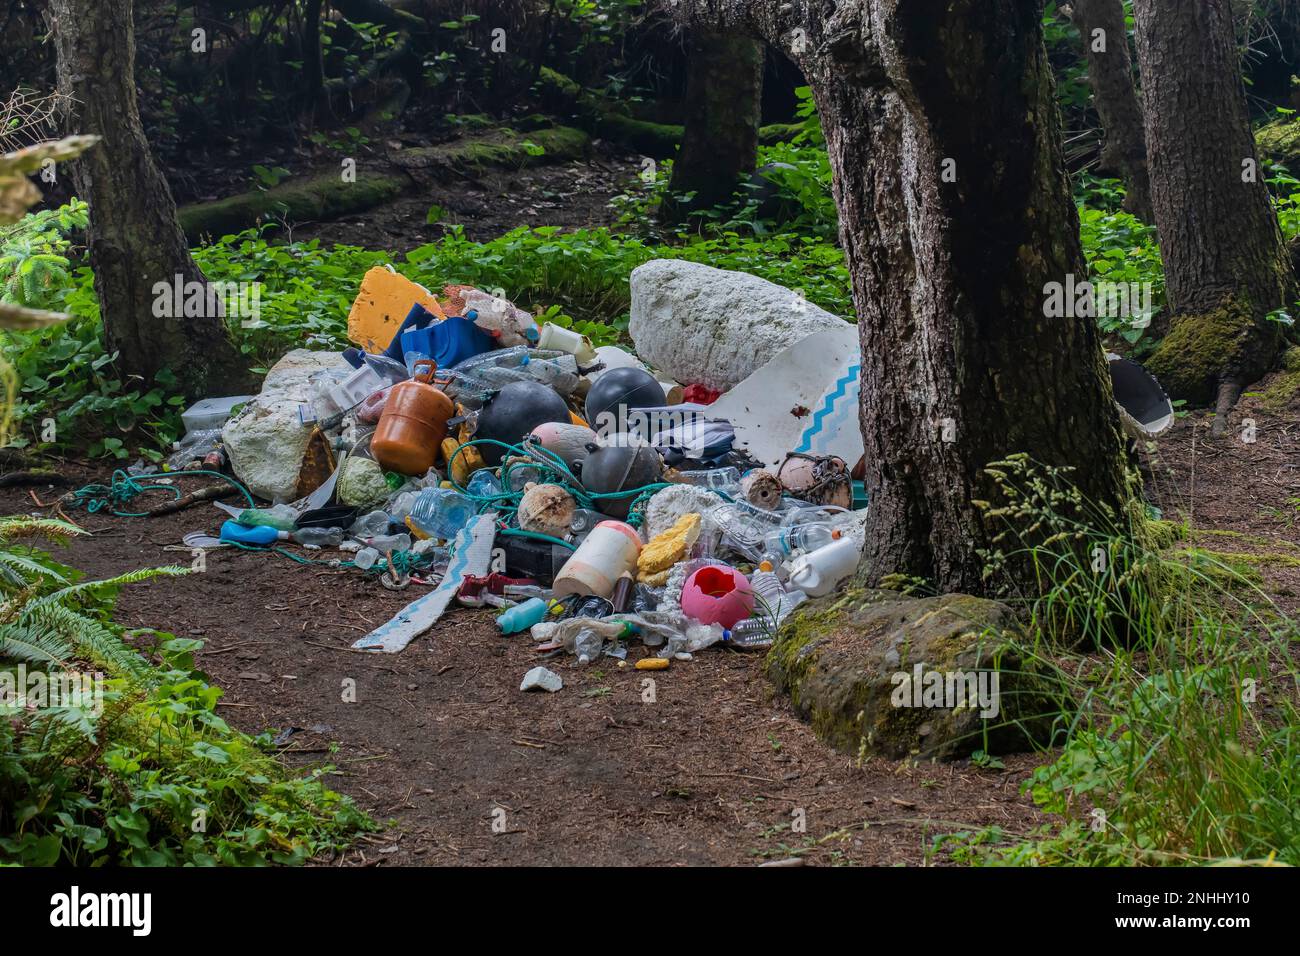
[67,469,255,517]
[446,438,673,530]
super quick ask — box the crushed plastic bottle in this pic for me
[291,527,344,548]
[407,488,476,540]
[353,547,381,570]
[350,511,392,538]
[167,428,222,471]
[232,503,298,532]
[466,469,503,499]
[706,500,786,563]
[676,466,742,497]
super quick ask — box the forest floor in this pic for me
[12,147,1300,865]
[6,385,1299,866]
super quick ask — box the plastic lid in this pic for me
[758,560,774,572]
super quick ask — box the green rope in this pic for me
[446,438,673,529]
[67,469,255,517]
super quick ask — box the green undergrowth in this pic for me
[935,457,1300,866]
[0,517,373,865]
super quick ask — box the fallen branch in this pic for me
[144,483,241,517]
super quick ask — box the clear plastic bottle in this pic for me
[706,500,785,563]
[677,466,742,497]
[573,629,604,665]
[353,547,381,570]
[350,511,392,538]
[467,469,503,499]
[408,488,476,540]
[291,527,344,548]
[365,533,412,553]
[762,524,839,559]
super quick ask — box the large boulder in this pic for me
[223,349,345,502]
[628,259,848,390]
[766,590,1064,761]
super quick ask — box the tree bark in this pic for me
[1069,0,1154,221]
[1132,0,1295,431]
[44,0,252,400]
[665,1,1130,596]
[661,32,764,223]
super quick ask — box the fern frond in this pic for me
[18,601,147,679]
[0,549,69,590]
[0,623,71,667]
[0,516,83,546]
[21,564,188,615]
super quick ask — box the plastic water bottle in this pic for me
[729,563,806,648]
[573,629,604,665]
[467,470,503,499]
[408,488,476,540]
[762,524,839,559]
[291,527,343,548]
[370,533,411,552]
[677,467,742,497]
[350,510,392,538]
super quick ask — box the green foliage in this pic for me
[0,518,372,866]
[0,199,88,311]
[1077,198,1165,349]
[957,457,1300,866]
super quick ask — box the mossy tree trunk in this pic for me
[1132,0,1296,431]
[664,0,1131,595]
[45,0,251,400]
[1069,0,1153,221]
[660,32,765,223]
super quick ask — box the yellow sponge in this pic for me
[637,512,701,586]
[347,266,446,354]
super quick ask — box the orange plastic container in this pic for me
[372,360,454,476]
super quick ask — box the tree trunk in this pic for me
[44,0,252,400]
[667,1,1131,596]
[1132,0,1295,430]
[1069,0,1154,221]
[661,32,764,223]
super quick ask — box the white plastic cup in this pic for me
[538,323,597,363]
[553,520,642,598]
[786,536,862,598]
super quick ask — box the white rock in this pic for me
[223,349,346,502]
[520,666,563,693]
[628,260,848,391]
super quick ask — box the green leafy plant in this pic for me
[0,517,373,865]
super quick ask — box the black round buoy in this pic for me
[475,380,573,465]
[575,440,663,518]
[585,366,666,432]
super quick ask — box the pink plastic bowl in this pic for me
[681,565,755,629]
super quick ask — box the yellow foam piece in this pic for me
[347,266,446,354]
[637,512,701,585]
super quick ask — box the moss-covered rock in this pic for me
[1145,297,1280,406]
[535,67,682,158]
[1256,115,1300,171]
[180,170,409,241]
[765,589,1064,761]
[1257,346,1300,412]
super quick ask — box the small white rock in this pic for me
[520,666,563,693]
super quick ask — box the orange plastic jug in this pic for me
[372,360,454,476]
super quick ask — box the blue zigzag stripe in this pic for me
[795,364,860,455]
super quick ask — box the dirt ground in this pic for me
[5,377,1298,866]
